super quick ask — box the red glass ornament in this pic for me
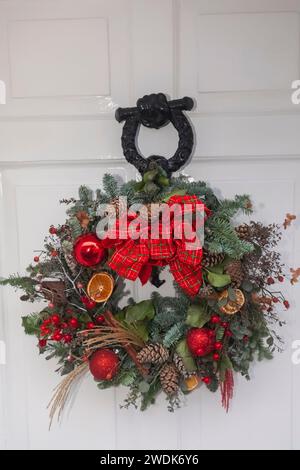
[186,328,216,357]
[89,349,120,381]
[74,234,106,267]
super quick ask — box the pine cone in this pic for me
[160,363,179,396]
[225,260,244,288]
[173,353,195,379]
[202,249,225,268]
[235,224,251,240]
[136,343,169,365]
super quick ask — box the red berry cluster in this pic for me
[211,315,233,338]
[38,311,106,349]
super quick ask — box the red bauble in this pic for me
[74,234,106,267]
[89,349,120,381]
[186,328,216,357]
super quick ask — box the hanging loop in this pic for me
[115,93,194,177]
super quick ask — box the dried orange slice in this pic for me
[218,288,245,315]
[184,375,201,392]
[185,375,201,391]
[87,272,114,303]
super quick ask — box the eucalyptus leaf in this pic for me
[186,304,210,328]
[125,300,155,323]
[162,189,186,202]
[207,271,231,288]
[241,280,254,293]
[228,287,237,301]
[175,339,197,372]
[139,381,150,393]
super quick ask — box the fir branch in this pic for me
[102,174,120,199]
[0,275,37,294]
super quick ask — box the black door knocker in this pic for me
[115,93,194,177]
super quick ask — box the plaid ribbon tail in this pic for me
[169,258,203,297]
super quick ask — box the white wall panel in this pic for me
[197,12,299,93]
[9,18,110,98]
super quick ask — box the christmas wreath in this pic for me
[0,94,292,423]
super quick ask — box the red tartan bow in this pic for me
[106,195,211,297]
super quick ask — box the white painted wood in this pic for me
[0,0,299,450]
[9,18,110,98]
[196,12,299,93]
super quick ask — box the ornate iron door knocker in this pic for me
[115,93,194,177]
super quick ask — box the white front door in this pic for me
[0,0,300,450]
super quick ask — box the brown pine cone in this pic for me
[136,343,169,365]
[160,363,179,396]
[202,249,225,268]
[173,353,196,379]
[235,224,251,240]
[225,260,244,288]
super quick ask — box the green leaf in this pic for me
[144,169,158,183]
[128,322,149,342]
[175,339,197,372]
[134,181,145,192]
[207,264,224,274]
[125,300,155,323]
[186,304,210,328]
[207,271,231,288]
[22,314,41,335]
[162,189,187,202]
[139,381,150,393]
[218,354,233,382]
[228,287,237,301]
[141,378,161,411]
[241,280,254,293]
[157,176,169,187]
